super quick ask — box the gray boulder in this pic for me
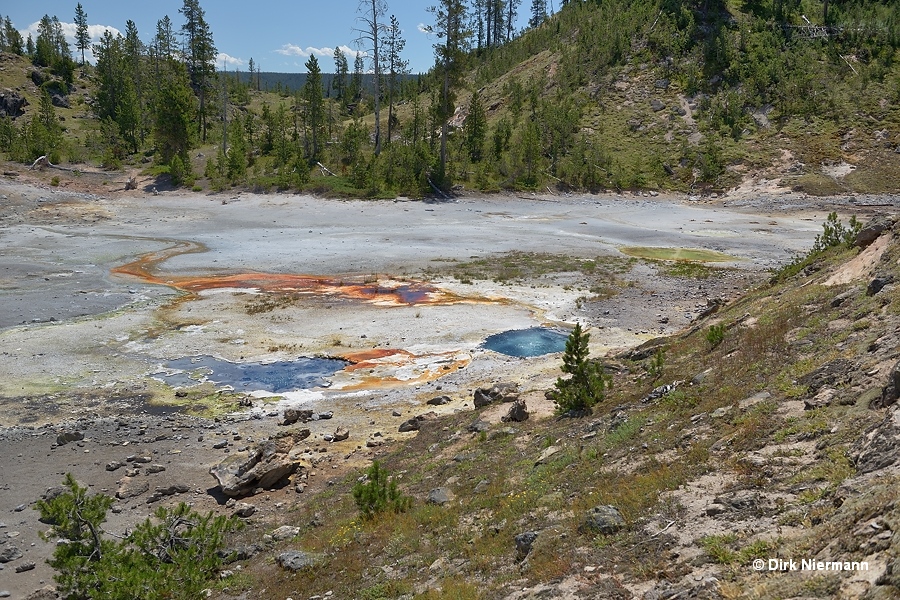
[398,418,420,433]
[271,525,300,541]
[875,360,900,409]
[855,215,896,248]
[854,405,900,473]
[501,399,529,423]
[0,89,26,118]
[281,408,314,426]
[515,531,538,560]
[581,505,626,535]
[276,550,322,571]
[56,431,84,446]
[0,544,23,563]
[474,383,519,408]
[867,274,895,297]
[209,434,308,497]
[427,395,451,406]
[427,487,455,506]
[115,477,149,500]
[332,426,350,442]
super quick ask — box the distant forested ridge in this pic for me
[1,0,898,197]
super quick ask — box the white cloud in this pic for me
[417,23,431,34]
[216,52,245,68]
[275,43,367,61]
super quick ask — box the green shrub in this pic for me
[706,324,726,348]
[36,474,241,600]
[553,322,611,413]
[352,461,412,520]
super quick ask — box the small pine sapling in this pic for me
[352,460,411,519]
[553,322,611,414]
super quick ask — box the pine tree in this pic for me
[529,0,547,28]
[74,3,89,68]
[382,15,408,147]
[552,323,610,414]
[303,54,325,159]
[465,90,486,162]
[179,0,217,143]
[332,47,349,103]
[427,0,470,187]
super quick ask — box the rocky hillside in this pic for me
[190,214,898,600]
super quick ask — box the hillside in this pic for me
[214,217,900,599]
[3,0,900,198]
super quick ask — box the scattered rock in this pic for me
[234,503,256,518]
[874,360,900,409]
[209,434,308,497]
[0,545,23,563]
[797,358,855,396]
[0,89,27,119]
[654,78,670,89]
[219,544,261,563]
[854,405,900,473]
[281,409,313,426]
[515,531,538,560]
[855,215,896,248]
[146,464,166,474]
[22,586,60,600]
[467,420,490,433]
[276,550,322,571]
[581,505,626,535]
[105,460,125,472]
[501,399,529,423]
[867,274,894,296]
[650,98,666,112]
[398,419,420,433]
[55,431,83,446]
[427,395,451,406]
[535,446,560,466]
[147,483,189,503]
[831,289,856,308]
[271,525,300,541]
[428,487,454,506]
[332,427,350,442]
[115,477,149,499]
[15,561,36,573]
[473,383,519,408]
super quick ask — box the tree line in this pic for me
[2,0,900,197]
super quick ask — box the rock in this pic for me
[398,419,420,433]
[535,446,560,466]
[798,358,854,396]
[146,464,166,474]
[234,503,256,518]
[474,383,519,407]
[332,427,350,442]
[115,477,149,499]
[41,486,68,502]
[146,483,189,503]
[427,395,451,406]
[30,70,47,86]
[219,544,262,563]
[318,411,334,420]
[0,89,27,119]
[276,550,322,571]
[831,289,856,308]
[855,215,896,248]
[56,431,83,446]
[212,440,228,449]
[0,545,23,563]
[467,420,490,433]
[873,360,900,409]
[124,176,137,190]
[50,93,70,109]
[650,98,666,112]
[705,503,728,516]
[515,531,538,560]
[501,399,529,423]
[854,405,900,473]
[427,487,454,506]
[106,460,125,472]
[271,526,300,541]
[209,435,307,497]
[867,275,894,296]
[15,561,36,573]
[581,505,626,535]
[281,409,313,426]
[654,78,670,89]
[22,587,60,600]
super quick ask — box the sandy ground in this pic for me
[1,168,894,598]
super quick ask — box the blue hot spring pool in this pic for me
[154,355,349,393]
[482,327,570,357]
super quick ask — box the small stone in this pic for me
[15,561,36,573]
[427,487,454,506]
[515,531,538,560]
[581,505,626,535]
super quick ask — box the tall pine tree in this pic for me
[179,0,216,143]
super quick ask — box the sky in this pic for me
[3,1,532,75]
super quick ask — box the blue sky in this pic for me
[2,1,527,74]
